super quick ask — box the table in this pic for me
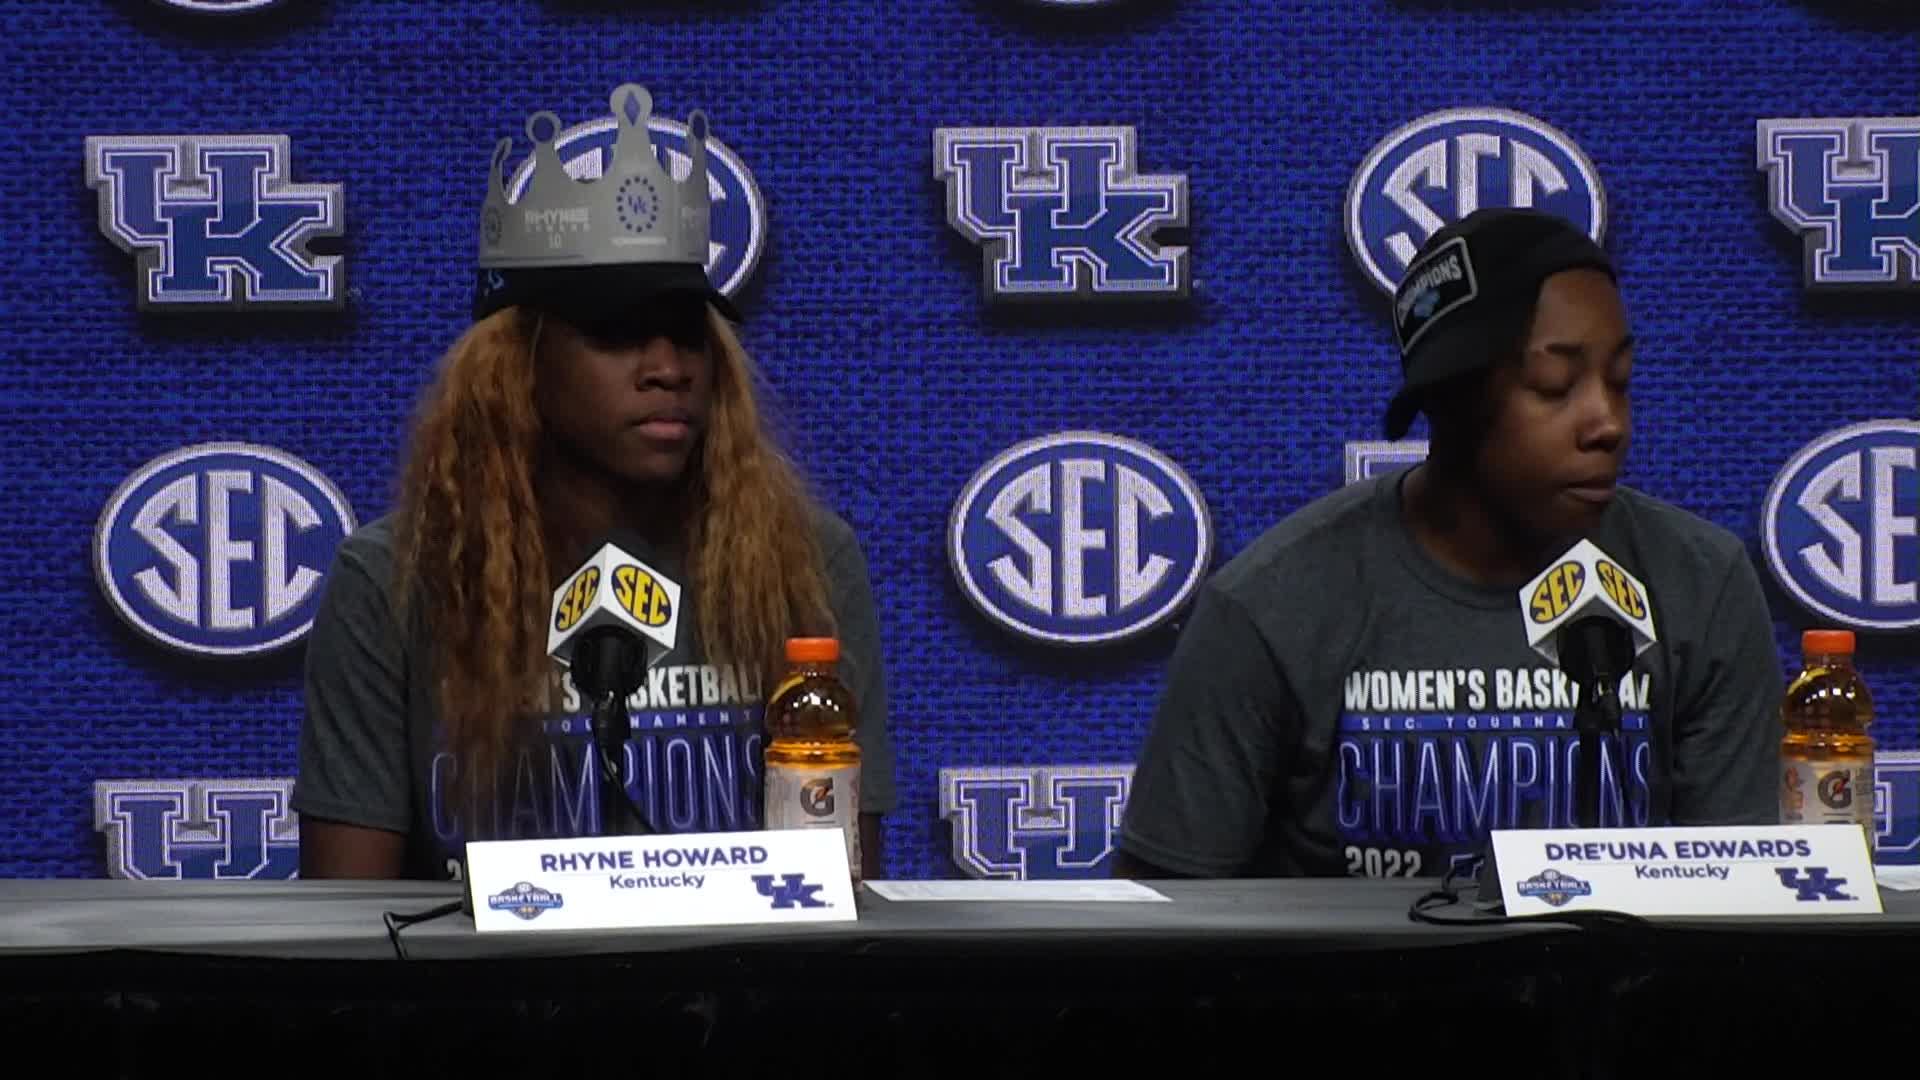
[1,878,1915,1078]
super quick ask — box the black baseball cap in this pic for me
[1383,207,1615,439]
[471,262,741,326]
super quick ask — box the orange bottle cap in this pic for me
[786,637,839,663]
[1803,629,1855,655]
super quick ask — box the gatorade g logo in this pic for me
[1818,769,1855,810]
[1595,560,1646,618]
[1783,768,1807,817]
[801,778,835,817]
[613,564,672,627]
[553,567,600,632]
[1529,561,1586,623]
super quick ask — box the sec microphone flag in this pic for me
[547,537,684,669]
[1519,538,1657,666]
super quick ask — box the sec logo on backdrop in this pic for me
[949,432,1212,646]
[1345,107,1606,295]
[1762,419,1920,631]
[94,443,357,657]
[506,111,765,299]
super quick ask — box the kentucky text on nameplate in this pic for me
[464,827,857,933]
[1490,824,1883,917]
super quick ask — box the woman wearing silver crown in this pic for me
[289,84,896,882]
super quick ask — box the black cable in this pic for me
[592,727,659,836]
[381,900,464,961]
[1407,856,1654,933]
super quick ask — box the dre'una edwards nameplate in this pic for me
[465,827,857,933]
[1490,824,1882,917]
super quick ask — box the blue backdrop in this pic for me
[4,0,1916,879]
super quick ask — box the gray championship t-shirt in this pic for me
[292,508,898,881]
[1119,473,1783,880]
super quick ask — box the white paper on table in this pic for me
[864,879,1171,902]
[1874,867,1920,893]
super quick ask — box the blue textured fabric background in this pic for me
[2,0,1915,878]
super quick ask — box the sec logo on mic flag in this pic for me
[949,431,1212,647]
[554,566,603,633]
[1596,560,1647,619]
[94,443,356,658]
[1529,561,1587,624]
[612,563,673,628]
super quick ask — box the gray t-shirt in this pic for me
[1119,472,1783,880]
[292,507,897,881]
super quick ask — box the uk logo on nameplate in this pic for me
[464,828,858,933]
[1491,824,1883,917]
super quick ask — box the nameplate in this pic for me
[1490,824,1883,917]
[464,827,857,934]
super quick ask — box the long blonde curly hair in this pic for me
[390,304,835,787]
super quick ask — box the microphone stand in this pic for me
[1574,674,1623,830]
[589,688,640,837]
[572,626,656,837]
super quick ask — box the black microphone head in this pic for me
[1561,615,1634,681]
[571,625,649,700]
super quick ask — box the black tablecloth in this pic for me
[1,878,1915,1078]
[6,877,1913,959]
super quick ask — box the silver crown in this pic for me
[478,83,711,270]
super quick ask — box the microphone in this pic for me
[547,530,684,836]
[1517,538,1657,830]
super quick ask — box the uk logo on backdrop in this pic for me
[506,111,766,300]
[1878,752,1920,866]
[93,779,299,880]
[1345,107,1606,294]
[933,126,1189,302]
[949,431,1212,646]
[1761,419,1920,631]
[85,134,343,310]
[940,766,1133,879]
[1344,440,1429,485]
[94,442,357,657]
[1757,116,1920,290]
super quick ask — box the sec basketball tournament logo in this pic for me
[505,109,766,299]
[949,431,1212,646]
[1346,107,1606,294]
[1517,868,1592,907]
